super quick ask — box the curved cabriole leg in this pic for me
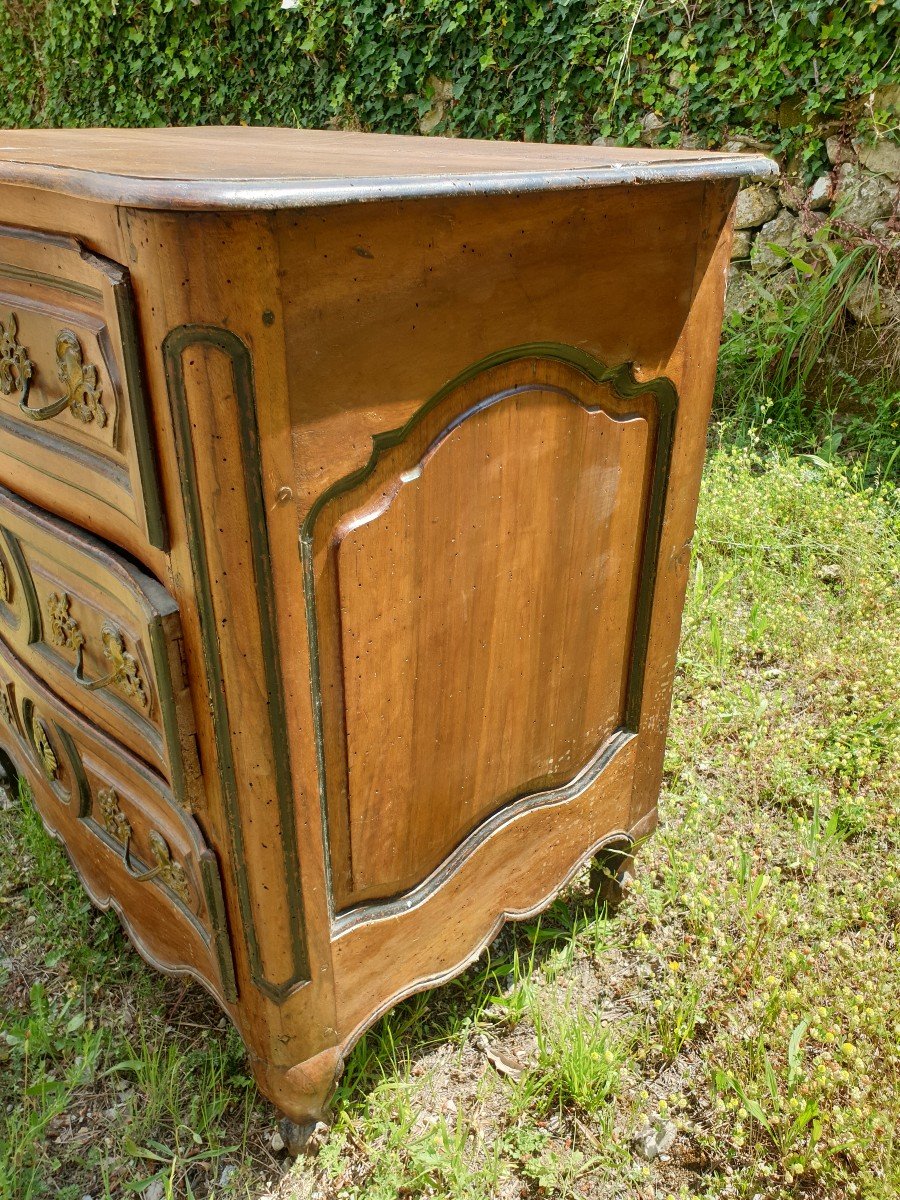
[250,1044,344,1146]
[589,836,635,909]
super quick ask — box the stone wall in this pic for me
[726,126,899,333]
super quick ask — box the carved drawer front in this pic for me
[0,636,236,1004]
[0,225,165,562]
[0,484,200,808]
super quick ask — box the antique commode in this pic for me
[0,128,773,1128]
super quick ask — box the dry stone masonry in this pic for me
[725,98,899,331]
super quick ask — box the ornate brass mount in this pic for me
[47,591,85,652]
[31,714,58,780]
[0,311,106,427]
[0,312,34,403]
[0,689,13,728]
[146,831,191,904]
[99,786,189,903]
[73,623,148,708]
[20,329,106,426]
[0,557,9,604]
[98,785,131,844]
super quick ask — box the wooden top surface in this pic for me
[0,127,776,210]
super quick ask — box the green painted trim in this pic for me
[0,227,168,552]
[300,343,678,917]
[332,728,634,936]
[0,413,132,495]
[200,849,239,1003]
[21,697,69,803]
[0,261,102,301]
[147,616,187,805]
[54,723,91,816]
[0,500,178,788]
[109,267,168,550]
[0,627,230,987]
[1,530,40,643]
[163,324,309,1000]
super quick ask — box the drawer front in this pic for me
[0,224,165,560]
[0,636,236,1004]
[0,484,199,807]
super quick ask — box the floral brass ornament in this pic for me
[0,312,33,402]
[17,327,105,426]
[0,690,13,728]
[98,786,132,845]
[56,330,106,426]
[149,830,190,904]
[47,591,85,652]
[74,623,148,708]
[31,715,58,780]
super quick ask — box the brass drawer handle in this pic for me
[121,827,165,882]
[123,829,190,903]
[98,788,190,903]
[18,330,107,427]
[73,624,148,708]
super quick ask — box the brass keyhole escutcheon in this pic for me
[47,591,85,653]
[0,312,34,404]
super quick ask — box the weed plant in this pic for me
[717,219,899,479]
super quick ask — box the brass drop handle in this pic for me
[73,624,148,708]
[126,828,189,903]
[97,787,190,903]
[20,390,68,421]
[74,638,119,692]
[120,827,166,883]
[19,330,107,426]
[19,379,69,421]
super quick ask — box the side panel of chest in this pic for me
[305,350,676,910]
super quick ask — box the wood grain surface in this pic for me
[310,356,656,908]
[0,127,775,208]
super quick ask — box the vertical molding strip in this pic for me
[163,324,309,1000]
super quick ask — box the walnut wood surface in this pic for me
[0,127,775,209]
[0,129,762,1125]
[311,356,655,908]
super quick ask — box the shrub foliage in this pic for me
[0,0,896,172]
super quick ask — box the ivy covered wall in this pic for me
[0,0,896,177]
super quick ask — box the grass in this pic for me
[2,271,898,1197]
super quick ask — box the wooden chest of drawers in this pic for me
[0,127,774,1129]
